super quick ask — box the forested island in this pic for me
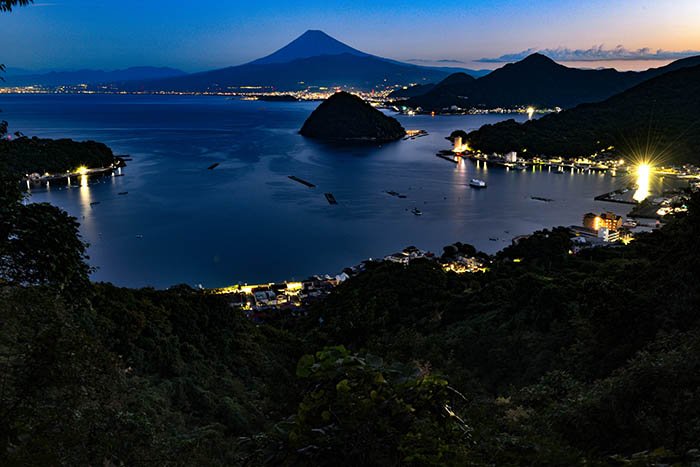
[0,136,117,175]
[300,91,406,142]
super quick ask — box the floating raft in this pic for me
[288,175,316,188]
[324,193,338,205]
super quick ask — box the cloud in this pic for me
[407,58,466,64]
[478,46,700,63]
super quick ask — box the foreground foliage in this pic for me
[2,156,700,464]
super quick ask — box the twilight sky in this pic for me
[1,0,700,72]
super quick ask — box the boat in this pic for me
[514,164,527,170]
[90,201,101,206]
[207,162,220,170]
[411,208,422,216]
[623,219,638,228]
[469,178,487,188]
[118,191,128,195]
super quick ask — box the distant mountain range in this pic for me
[2,66,187,87]
[403,53,700,110]
[120,30,481,92]
[466,63,700,163]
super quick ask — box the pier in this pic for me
[436,153,459,164]
[594,187,637,205]
[456,151,626,174]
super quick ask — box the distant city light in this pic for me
[77,166,88,175]
[526,106,535,120]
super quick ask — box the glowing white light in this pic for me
[633,163,652,202]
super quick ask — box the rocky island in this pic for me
[300,91,406,142]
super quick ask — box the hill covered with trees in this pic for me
[3,148,700,464]
[300,92,406,142]
[466,63,700,163]
[0,136,117,175]
[403,53,700,112]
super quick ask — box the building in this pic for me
[583,211,623,232]
[599,211,623,231]
[505,151,518,163]
[598,227,620,243]
[583,213,599,231]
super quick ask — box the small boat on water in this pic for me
[118,191,128,195]
[90,201,101,206]
[514,164,527,170]
[207,162,220,170]
[469,178,487,188]
[411,207,423,216]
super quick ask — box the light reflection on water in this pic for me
[633,164,652,202]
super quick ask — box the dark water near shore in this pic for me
[3,94,628,288]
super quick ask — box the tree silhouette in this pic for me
[0,0,32,12]
[1,1,32,136]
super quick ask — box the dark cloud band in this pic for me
[478,46,700,63]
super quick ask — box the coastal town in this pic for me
[208,244,489,319]
[202,131,700,319]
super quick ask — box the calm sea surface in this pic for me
[3,94,629,288]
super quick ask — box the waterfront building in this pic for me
[598,227,620,243]
[583,213,599,230]
[600,212,623,231]
[583,211,623,232]
[505,151,518,163]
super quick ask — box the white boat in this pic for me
[469,178,487,188]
